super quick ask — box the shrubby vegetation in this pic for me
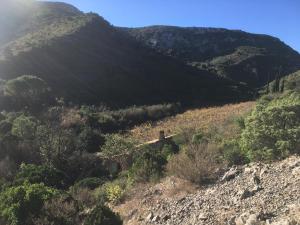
[2,75,52,111]
[1,71,300,224]
[84,200,123,225]
[0,76,184,225]
[15,164,67,189]
[0,182,58,225]
[167,143,222,184]
[240,92,300,161]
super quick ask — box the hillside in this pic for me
[0,1,83,46]
[0,1,248,107]
[123,26,300,87]
[114,156,300,225]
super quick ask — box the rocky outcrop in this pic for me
[123,26,300,87]
[115,156,300,225]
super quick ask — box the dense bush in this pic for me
[129,146,167,182]
[12,115,37,140]
[240,92,300,161]
[101,134,135,157]
[4,75,52,110]
[15,164,67,189]
[36,124,77,168]
[103,183,124,204]
[222,139,248,165]
[84,200,122,225]
[0,182,58,225]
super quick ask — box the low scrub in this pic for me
[167,143,222,184]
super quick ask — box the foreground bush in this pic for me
[240,92,300,161]
[167,143,221,184]
[0,182,58,225]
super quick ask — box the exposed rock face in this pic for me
[115,156,300,225]
[122,26,300,87]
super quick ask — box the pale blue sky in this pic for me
[47,0,300,52]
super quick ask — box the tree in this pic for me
[4,75,51,109]
[0,182,58,225]
[101,134,135,157]
[36,124,77,169]
[12,115,37,140]
[280,79,285,93]
[15,164,67,189]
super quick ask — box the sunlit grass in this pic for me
[128,101,255,142]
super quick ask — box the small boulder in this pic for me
[235,212,261,225]
[222,167,240,181]
[146,212,154,221]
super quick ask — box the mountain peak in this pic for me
[35,1,83,16]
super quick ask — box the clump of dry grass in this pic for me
[166,143,223,184]
[129,102,255,142]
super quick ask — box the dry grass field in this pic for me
[128,101,255,142]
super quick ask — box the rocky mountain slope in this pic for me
[115,156,300,225]
[0,1,247,106]
[1,1,299,106]
[123,26,300,87]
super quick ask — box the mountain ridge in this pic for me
[122,25,300,87]
[2,1,300,106]
[0,3,247,106]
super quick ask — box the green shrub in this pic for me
[240,92,300,161]
[84,200,122,225]
[15,164,66,189]
[129,147,167,182]
[161,143,178,160]
[4,75,51,110]
[36,125,77,169]
[104,183,124,203]
[192,131,209,144]
[101,134,135,157]
[222,140,248,165]
[0,182,58,225]
[12,115,37,140]
[235,116,246,129]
